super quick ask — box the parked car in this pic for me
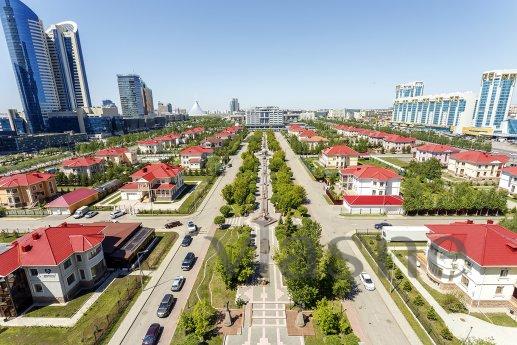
[165,220,182,229]
[359,272,375,291]
[84,210,98,219]
[181,252,196,270]
[156,294,174,318]
[110,209,126,219]
[187,220,197,233]
[142,323,162,345]
[73,206,89,219]
[374,222,391,230]
[171,276,186,292]
[181,235,192,247]
[219,223,230,230]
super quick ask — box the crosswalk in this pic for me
[226,216,246,227]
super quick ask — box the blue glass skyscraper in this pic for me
[395,81,424,99]
[0,0,60,133]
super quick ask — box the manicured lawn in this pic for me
[141,232,178,269]
[358,158,394,169]
[108,196,121,204]
[24,291,94,318]
[381,157,410,168]
[183,175,210,182]
[171,228,241,345]
[176,177,215,214]
[0,275,147,345]
[471,312,517,327]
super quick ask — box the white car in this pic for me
[187,220,197,233]
[171,276,186,291]
[359,272,375,291]
[110,209,125,219]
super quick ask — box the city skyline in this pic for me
[0,0,517,113]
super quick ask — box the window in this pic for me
[500,269,509,277]
[30,269,38,276]
[79,269,86,280]
[465,260,472,269]
[34,284,43,293]
[66,273,76,286]
[495,286,504,295]
[88,246,102,260]
[76,254,82,262]
[90,260,106,279]
[63,258,72,269]
[461,275,469,287]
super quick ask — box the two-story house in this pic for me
[0,172,58,208]
[425,221,517,309]
[340,164,401,195]
[319,145,359,168]
[180,146,214,170]
[119,162,184,202]
[61,156,105,178]
[137,139,163,154]
[382,134,416,152]
[499,166,517,195]
[414,144,461,166]
[95,147,137,165]
[447,151,509,181]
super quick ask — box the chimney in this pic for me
[21,244,32,252]
[466,220,474,224]
[487,219,494,224]
[31,232,41,240]
[143,167,148,172]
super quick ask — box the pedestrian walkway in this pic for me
[392,254,517,344]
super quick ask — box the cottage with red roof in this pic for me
[62,156,105,178]
[287,124,306,135]
[425,221,517,306]
[0,172,57,208]
[180,145,214,170]
[95,147,137,165]
[447,150,509,181]
[45,188,99,215]
[119,162,184,202]
[183,126,204,139]
[155,133,183,148]
[319,144,359,168]
[137,139,163,154]
[499,166,517,195]
[382,134,416,153]
[340,165,402,196]
[300,135,328,150]
[414,144,461,166]
[202,135,224,149]
[342,195,404,215]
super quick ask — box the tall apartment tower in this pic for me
[117,74,153,117]
[230,98,240,112]
[395,81,424,99]
[473,70,517,129]
[0,0,60,133]
[46,21,91,110]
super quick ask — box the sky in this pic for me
[0,0,516,112]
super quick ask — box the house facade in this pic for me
[119,162,184,202]
[414,144,461,166]
[340,165,401,196]
[61,156,105,177]
[0,173,58,208]
[95,147,137,165]
[498,167,517,195]
[447,151,509,181]
[425,221,517,308]
[382,134,416,152]
[180,146,214,170]
[137,139,163,154]
[319,145,359,168]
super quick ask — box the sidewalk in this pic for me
[392,255,517,344]
[0,271,119,327]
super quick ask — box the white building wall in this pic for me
[499,172,517,194]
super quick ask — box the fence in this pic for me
[5,208,50,216]
[353,234,446,345]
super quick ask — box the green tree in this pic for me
[214,215,225,226]
[314,298,341,335]
[192,299,216,341]
[206,155,222,176]
[220,205,233,218]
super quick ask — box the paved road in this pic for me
[276,132,421,345]
[108,144,247,345]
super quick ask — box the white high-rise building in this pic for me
[245,106,284,129]
[395,81,424,99]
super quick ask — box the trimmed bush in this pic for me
[427,307,438,321]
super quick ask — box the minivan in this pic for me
[181,252,196,270]
[73,206,89,219]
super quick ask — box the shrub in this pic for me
[297,205,308,216]
[440,327,453,340]
[442,293,467,313]
[413,295,425,307]
[427,307,438,321]
[220,205,233,218]
[214,215,225,225]
[394,268,404,280]
[402,280,412,292]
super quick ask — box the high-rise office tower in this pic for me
[230,98,240,112]
[46,21,91,110]
[117,74,152,117]
[473,70,517,129]
[395,81,424,99]
[166,103,173,113]
[102,99,116,108]
[0,0,60,133]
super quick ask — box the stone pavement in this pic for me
[392,254,517,344]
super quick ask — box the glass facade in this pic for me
[0,0,60,133]
[117,74,146,117]
[473,70,517,129]
[395,81,424,99]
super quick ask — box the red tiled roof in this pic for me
[189,157,202,163]
[0,172,54,188]
[450,151,509,165]
[301,135,328,143]
[0,223,105,276]
[155,183,175,190]
[502,166,517,176]
[299,129,317,138]
[369,131,388,139]
[416,144,461,154]
[62,156,104,168]
[288,124,305,132]
[155,133,181,141]
[46,188,98,208]
[343,195,403,206]
[184,127,204,135]
[131,162,183,182]
[426,222,517,267]
[340,165,401,181]
[321,145,359,157]
[96,147,128,156]
[383,134,415,143]
[180,145,213,156]
[120,182,139,190]
[137,139,161,145]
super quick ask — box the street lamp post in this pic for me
[136,250,147,291]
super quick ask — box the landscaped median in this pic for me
[0,274,149,345]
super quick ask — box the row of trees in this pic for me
[402,159,508,215]
[268,133,307,214]
[55,161,139,187]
